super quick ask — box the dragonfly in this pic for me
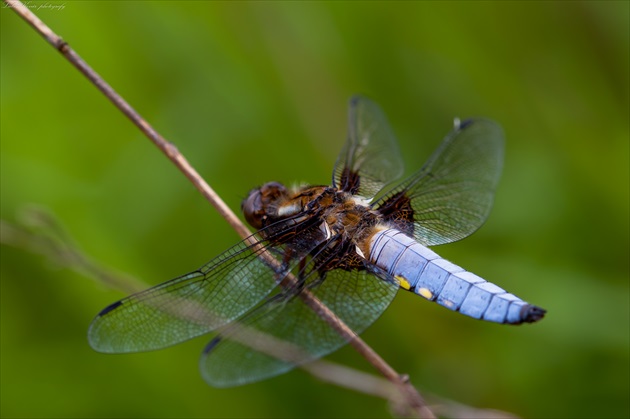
[88,96,545,387]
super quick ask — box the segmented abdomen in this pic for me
[368,228,544,324]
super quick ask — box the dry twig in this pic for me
[4,1,435,417]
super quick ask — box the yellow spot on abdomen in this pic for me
[395,275,412,290]
[417,287,433,300]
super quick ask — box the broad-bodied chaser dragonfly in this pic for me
[89,96,545,387]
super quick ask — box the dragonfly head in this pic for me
[242,181,289,230]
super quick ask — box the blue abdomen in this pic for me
[368,228,545,324]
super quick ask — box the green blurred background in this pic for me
[2,1,628,418]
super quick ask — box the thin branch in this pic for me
[5,1,434,417]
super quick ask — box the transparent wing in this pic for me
[333,95,404,200]
[199,264,398,387]
[88,220,327,353]
[375,118,504,246]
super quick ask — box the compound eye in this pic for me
[242,188,265,229]
[241,182,288,230]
